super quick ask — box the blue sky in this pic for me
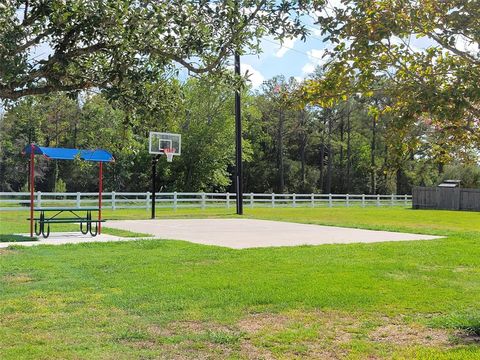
[240,29,437,89]
[241,32,328,88]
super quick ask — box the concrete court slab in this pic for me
[0,232,145,248]
[104,218,442,249]
[1,219,442,249]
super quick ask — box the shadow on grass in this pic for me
[433,312,480,345]
[453,325,480,345]
[0,234,37,242]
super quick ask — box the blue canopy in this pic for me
[23,145,114,162]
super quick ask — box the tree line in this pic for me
[1,74,474,195]
[1,1,477,194]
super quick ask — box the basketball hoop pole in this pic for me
[151,154,160,219]
[148,132,180,218]
[29,144,35,238]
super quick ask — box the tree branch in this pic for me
[0,81,95,100]
[428,33,479,64]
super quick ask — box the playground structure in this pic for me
[23,144,115,238]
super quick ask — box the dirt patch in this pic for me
[453,330,480,345]
[0,249,15,256]
[120,339,157,350]
[149,320,235,338]
[241,310,358,338]
[156,340,234,359]
[452,266,474,273]
[370,323,451,347]
[239,340,276,360]
[133,311,473,359]
[237,310,360,359]
[238,313,291,333]
[2,273,33,284]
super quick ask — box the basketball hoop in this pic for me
[164,148,175,162]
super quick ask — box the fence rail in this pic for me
[0,192,412,211]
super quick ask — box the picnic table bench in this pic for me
[27,207,105,238]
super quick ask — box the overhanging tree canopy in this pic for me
[303,0,480,162]
[0,0,312,101]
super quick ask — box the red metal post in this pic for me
[29,144,35,238]
[98,161,103,234]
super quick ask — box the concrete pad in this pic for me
[0,232,144,248]
[1,219,442,249]
[105,219,442,249]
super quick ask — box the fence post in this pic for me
[391,193,395,206]
[249,193,254,208]
[173,192,177,211]
[37,191,42,208]
[271,193,275,208]
[311,193,315,207]
[346,194,350,207]
[201,192,206,210]
[76,192,81,208]
[146,192,150,210]
[361,194,365,207]
[329,193,333,207]
[376,194,380,207]
[111,191,116,210]
[292,193,296,207]
[226,192,230,208]
[404,194,408,207]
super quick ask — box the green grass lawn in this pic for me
[1,207,480,359]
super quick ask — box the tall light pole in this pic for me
[235,51,243,215]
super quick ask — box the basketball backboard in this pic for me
[149,132,181,156]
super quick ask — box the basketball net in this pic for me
[164,148,174,162]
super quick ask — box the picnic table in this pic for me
[28,207,105,238]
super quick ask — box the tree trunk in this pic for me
[346,107,352,193]
[326,114,333,194]
[370,115,376,194]
[384,144,388,192]
[319,116,326,192]
[277,109,285,193]
[300,111,307,192]
[339,113,344,192]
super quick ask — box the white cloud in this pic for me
[301,48,328,75]
[242,63,265,88]
[454,35,478,56]
[310,27,323,38]
[274,37,297,58]
[301,63,316,74]
[294,76,304,83]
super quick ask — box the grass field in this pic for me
[1,207,480,359]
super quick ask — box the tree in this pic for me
[0,0,311,101]
[172,78,241,191]
[307,0,480,160]
[0,94,82,191]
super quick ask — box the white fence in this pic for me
[0,192,412,211]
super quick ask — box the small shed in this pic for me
[413,180,480,211]
[437,179,461,188]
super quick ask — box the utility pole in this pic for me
[235,51,243,215]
